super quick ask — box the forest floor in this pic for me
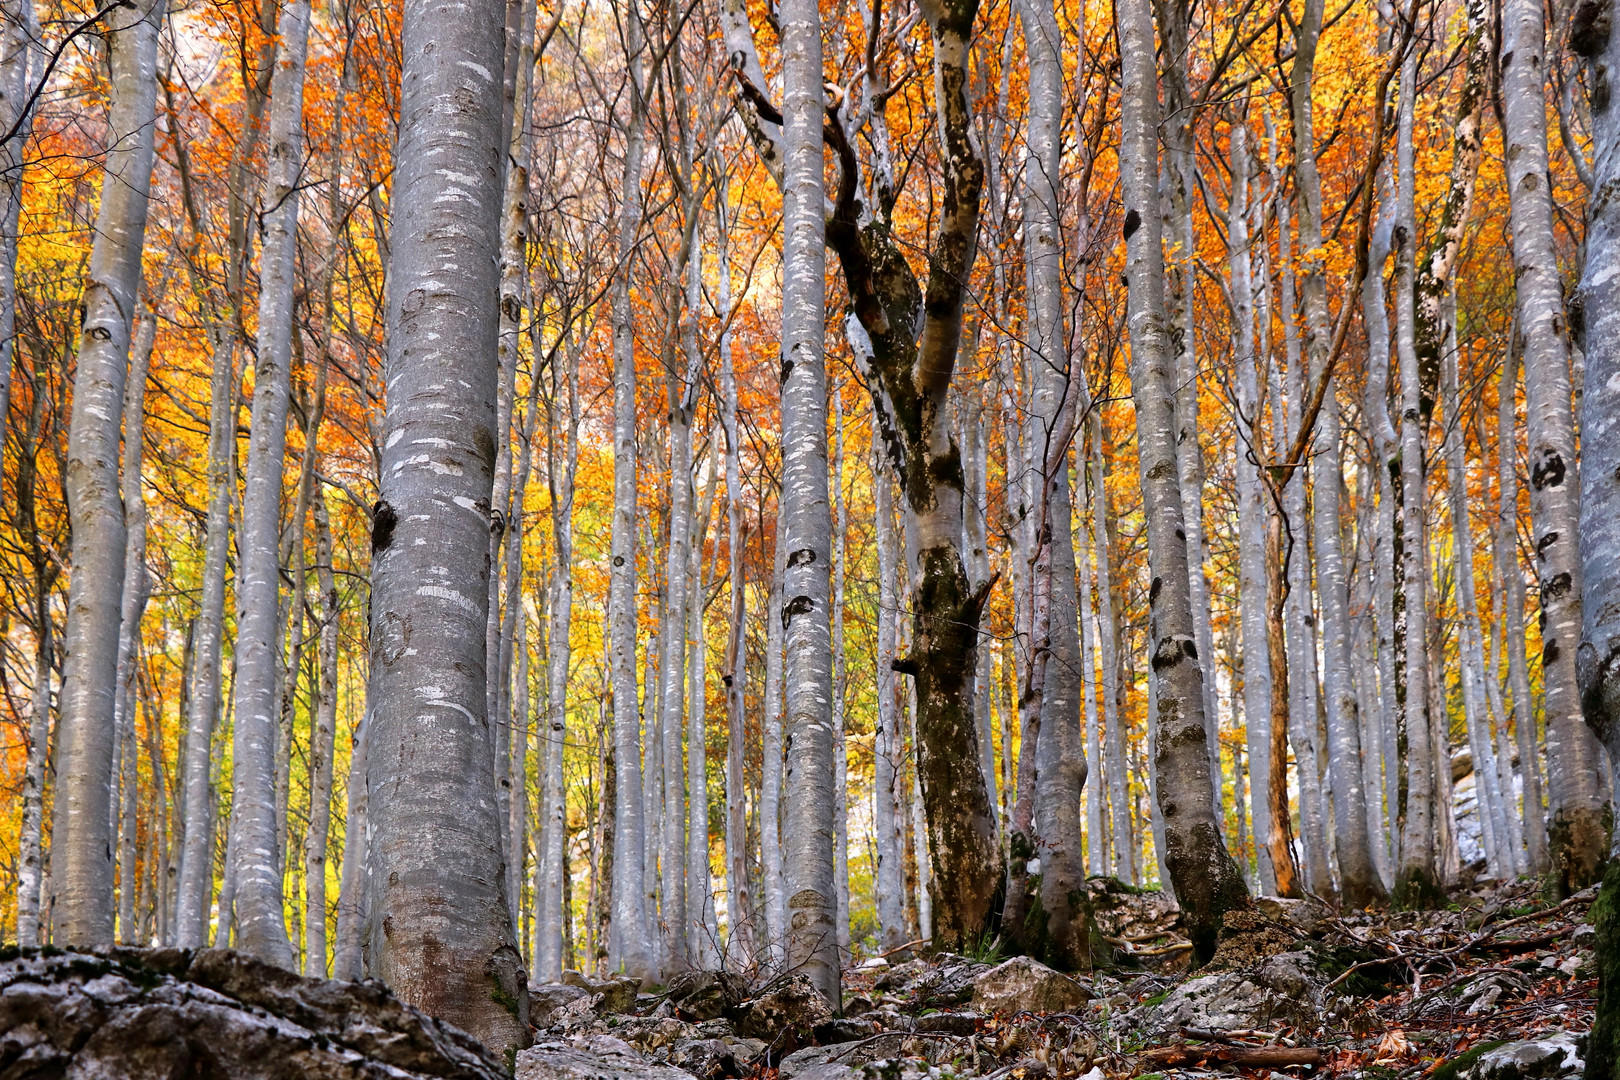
[528,876,1595,1080]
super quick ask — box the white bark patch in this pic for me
[456,60,493,81]
[416,585,478,613]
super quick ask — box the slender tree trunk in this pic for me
[831,389,850,954]
[1393,49,1442,905]
[1291,0,1384,904]
[227,0,309,966]
[1499,344,1549,870]
[1116,0,1248,957]
[608,0,653,982]
[0,0,34,452]
[363,0,529,1049]
[52,0,164,947]
[1230,118,1275,899]
[113,302,155,943]
[873,428,907,952]
[538,338,580,982]
[1093,420,1133,883]
[1502,0,1608,893]
[761,510,787,960]
[718,192,754,969]
[331,711,368,981]
[689,445,719,966]
[1015,0,1088,967]
[300,483,339,976]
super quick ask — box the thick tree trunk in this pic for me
[1116,0,1248,956]
[363,0,530,1051]
[1575,7,1620,1070]
[52,0,163,947]
[1501,0,1608,893]
[228,0,309,967]
[608,0,653,982]
[778,0,837,996]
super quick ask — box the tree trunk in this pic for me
[1502,0,1608,893]
[1498,343,1549,871]
[1093,420,1133,883]
[778,0,838,996]
[1574,7,1620,1069]
[718,191,754,969]
[331,710,368,981]
[113,300,155,943]
[0,0,35,457]
[1115,0,1248,958]
[1291,0,1385,905]
[52,0,164,947]
[832,388,851,954]
[761,509,787,961]
[363,0,529,1050]
[608,0,653,982]
[873,426,907,953]
[1229,117,1273,903]
[538,337,581,982]
[1393,49,1443,906]
[303,483,339,976]
[227,0,309,967]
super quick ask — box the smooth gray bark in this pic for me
[228,0,309,967]
[1093,420,1132,883]
[607,0,653,981]
[0,0,35,453]
[330,710,368,981]
[1116,0,1248,956]
[872,426,907,953]
[1498,344,1549,871]
[113,301,154,944]
[303,483,339,976]
[778,0,837,997]
[1291,0,1385,905]
[1393,51,1441,904]
[761,510,787,961]
[1501,0,1608,891]
[52,0,164,947]
[363,0,529,1050]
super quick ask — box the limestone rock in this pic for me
[1147,951,1322,1034]
[0,946,507,1079]
[971,957,1092,1015]
[1457,1034,1583,1080]
[517,1036,700,1080]
[562,970,641,1014]
[665,970,749,1022]
[731,973,833,1043]
[531,983,592,1026]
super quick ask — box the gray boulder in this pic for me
[517,1036,700,1080]
[0,946,507,1079]
[531,983,592,1026]
[1457,1034,1583,1080]
[731,973,833,1043]
[971,957,1092,1015]
[1147,951,1322,1034]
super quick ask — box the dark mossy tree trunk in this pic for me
[822,0,1002,949]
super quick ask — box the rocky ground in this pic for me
[0,877,1596,1080]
